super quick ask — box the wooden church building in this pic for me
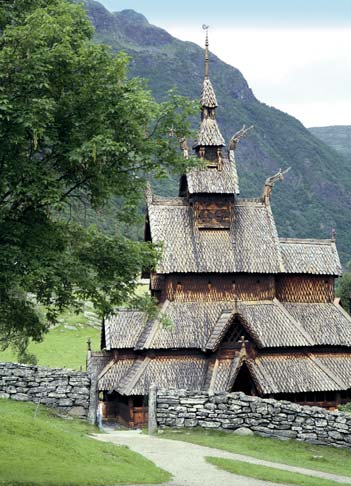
[89,33,351,427]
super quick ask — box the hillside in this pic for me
[80,0,351,265]
[0,400,170,485]
[309,126,351,159]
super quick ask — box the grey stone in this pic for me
[68,406,87,417]
[233,427,254,436]
[199,420,221,428]
[59,399,73,407]
[184,419,198,427]
[328,431,344,440]
[13,393,29,401]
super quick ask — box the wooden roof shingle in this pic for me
[201,78,218,108]
[98,356,208,395]
[186,154,239,194]
[148,199,283,274]
[104,301,351,351]
[147,197,341,276]
[247,352,348,394]
[193,118,225,147]
[280,239,342,275]
[104,310,147,350]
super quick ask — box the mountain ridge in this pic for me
[80,1,351,265]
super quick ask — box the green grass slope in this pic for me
[0,307,100,369]
[0,286,150,368]
[0,400,170,486]
[81,0,351,264]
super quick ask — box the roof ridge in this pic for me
[205,310,234,351]
[120,357,151,396]
[141,300,171,350]
[305,352,347,389]
[241,299,275,305]
[115,308,145,313]
[274,299,315,346]
[280,237,334,245]
[234,198,263,205]
[265,200,286,272]
[208,358,219,395]
[97,358,117,381]
[246,358,277,394]
[333,300,351,323]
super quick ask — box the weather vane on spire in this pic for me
[202,24,210,79]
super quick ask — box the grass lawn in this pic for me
[0,317,100,370]
[0,399,170,486]
[160,428,351,477]
[206,457,351,486]
[0,285,150,370]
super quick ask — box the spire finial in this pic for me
[202,24,209,79]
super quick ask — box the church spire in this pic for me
[204,24,209,79]
[193,26,225,166]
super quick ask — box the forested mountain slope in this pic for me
[309,126,351,159]
[81,0,351,264]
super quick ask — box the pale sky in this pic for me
[97,1,351,127]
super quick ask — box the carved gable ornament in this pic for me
[194,198,231,229]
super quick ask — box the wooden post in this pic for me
[87,356,99,425]
[148,383,157,435]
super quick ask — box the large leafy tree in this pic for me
[0,0,196,358]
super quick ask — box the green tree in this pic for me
[336,269,351,314]
[0,0,196,358]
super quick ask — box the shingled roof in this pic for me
[201,78,218,108]
[103,300,351,351]
[193,118,225,147]
[281,302,351,347]
[98,356,208,395]
[246,352,348,394]
[103,310,147,349]
[206,356,241,394]
[280,239,341,275]
[147,196,341,276]
[186,154,239,194]
[148,198,284,274]
[98,351,351,396]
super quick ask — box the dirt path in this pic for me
[92,430,351,486]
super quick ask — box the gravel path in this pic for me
[92,430,351,486]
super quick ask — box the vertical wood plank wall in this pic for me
[150,273,335,303]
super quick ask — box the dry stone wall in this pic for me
[156,389,351,449]
[0,362,90,418]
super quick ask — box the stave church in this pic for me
[88,32,351,427]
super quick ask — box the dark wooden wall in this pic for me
[276,275,334,303]
[151,273,335,303]
[164,274,275,302]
